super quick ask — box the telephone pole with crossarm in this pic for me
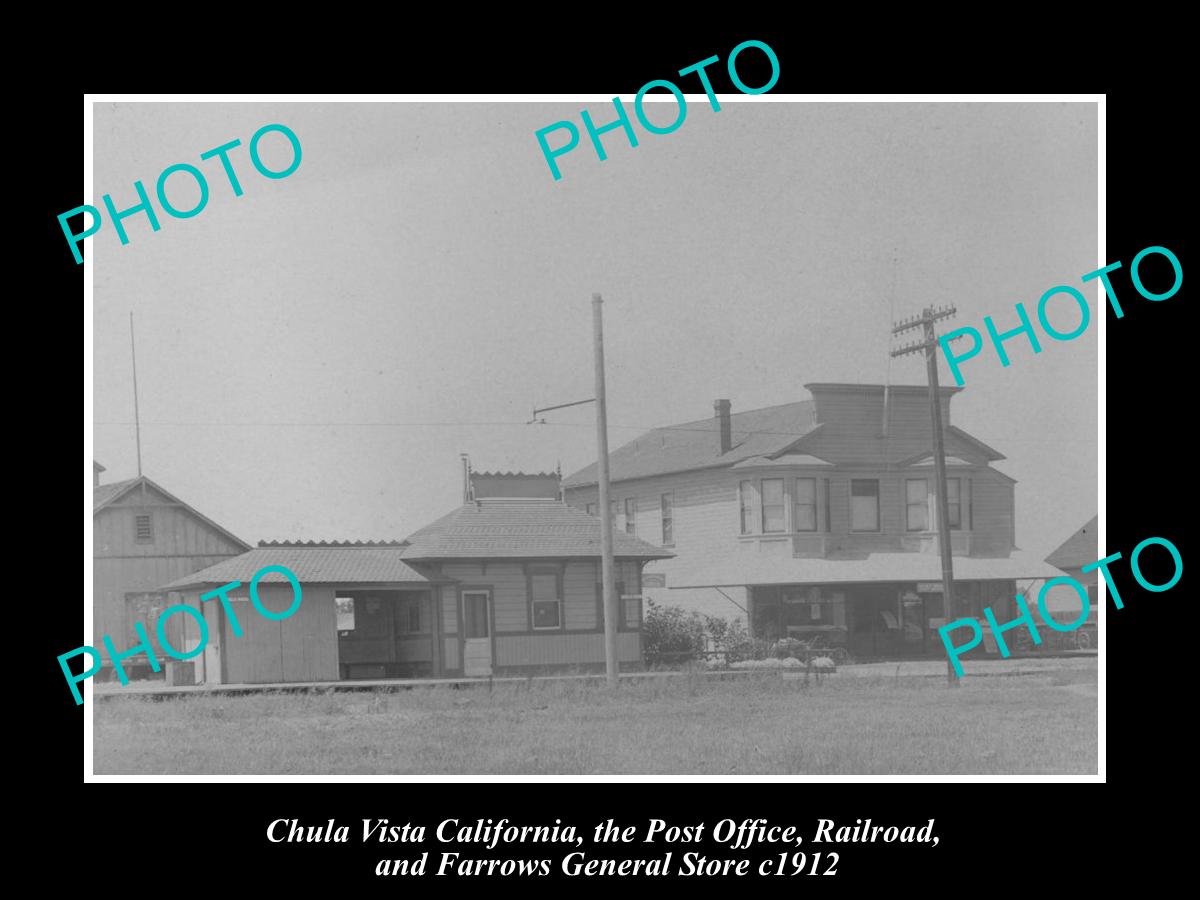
[891,305,964,686]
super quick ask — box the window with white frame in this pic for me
[761,478,785,533]
[906,478,929,531]
[850,479,880,531]
[661,492,674,545]
[530,572,561,629]
[946,477,962,529]
[739,480,755,534]
[794,478,817,532]
[585,502,597,516]
[624,497,637,536]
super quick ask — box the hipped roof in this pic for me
[562,387,1004,488]
[563,400,819,487]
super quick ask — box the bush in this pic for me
[643,600,706,662]
[705,615,770,664]
[644,605,774,667]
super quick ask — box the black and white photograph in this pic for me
[84,95,1102,777]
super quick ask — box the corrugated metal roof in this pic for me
[402,498,675,560]
[1044,515,1100,569]
[160,546,441,591]
[668,551,1064,589]
[563,401,818,487]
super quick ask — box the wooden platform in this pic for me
[90,653,1095,701]
[91,668,767,700]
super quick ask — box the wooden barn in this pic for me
[160,472,672,684]
[92,462,250,679]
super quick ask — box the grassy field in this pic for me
[93,660,1097,775]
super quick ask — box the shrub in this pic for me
[643,600,706,662]
[705,615,770,664]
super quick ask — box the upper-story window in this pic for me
[761,478,785,533]
[906,476,963,531]
[906,478,929,531]
[585,502,597,517]
[624,498,637,535]
[134,513,153,544]
[739,480,755,535]
[850,479,880,532]
[946,478,962,530]
[794,478,817,532]
[661,492,674,545]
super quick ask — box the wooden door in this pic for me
[461,591,492,676]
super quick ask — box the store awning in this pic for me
[668,551,1064,589]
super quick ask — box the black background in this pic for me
[38,27,1185,890]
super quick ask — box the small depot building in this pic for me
[161,498,671,685]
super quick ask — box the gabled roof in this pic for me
[93,475,251,552]
[160,545,442,591]
[1045,515,1100,569]
[93,477,140,511]
[401,498,675,561]
[563,401,818,487]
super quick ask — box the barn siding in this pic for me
[222,584,338,685]
[93,554,242,645]
[93,485,246,650]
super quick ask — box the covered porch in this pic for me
[672,550,1066,661]
[748,580,1017,659]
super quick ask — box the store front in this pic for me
[749,579,1015,660]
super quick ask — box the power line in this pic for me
[91,419,1098,445]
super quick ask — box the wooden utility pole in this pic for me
[593,294,619,687]
[892,305,961,686]
[526,297,618,686]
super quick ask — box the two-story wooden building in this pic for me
[562,384,1062,660]
[93,463,250,677]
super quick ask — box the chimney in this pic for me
[714,399,732,455]
[460,453,472,502]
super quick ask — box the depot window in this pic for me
[530,570,563,630]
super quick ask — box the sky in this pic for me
[90,100,1098,559]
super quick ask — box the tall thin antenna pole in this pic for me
[130,311,143,477]
[593,293,619,688]
[883,252,897,438]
